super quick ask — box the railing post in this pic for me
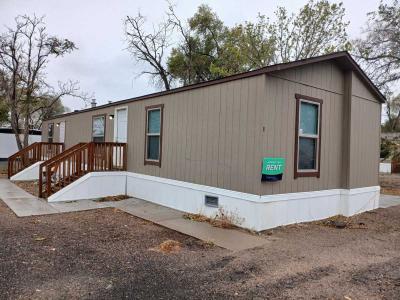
[46,164,51,197]
[7,158,11,179]
[39,143,42,161]
[32,145,36,163]
[38,164,43,198]
[36,143,39,161]
[123,144,127,171]
[108,144,112,170]
[77,148,81,177]
[89,143,94,172]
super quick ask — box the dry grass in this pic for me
[151,239,182,253]
[95,195,130,202]
[183,208,244,229]
[183,213,210,223]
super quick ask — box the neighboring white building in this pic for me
[0,128,41,160]
[379,162,392,174]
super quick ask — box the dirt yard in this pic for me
[1,197,400,299]
[380,173,400,195]
[13,180,39,197]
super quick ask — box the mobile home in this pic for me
[36,52,383,231]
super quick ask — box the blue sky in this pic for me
[0,0,386,111]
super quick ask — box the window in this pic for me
[48,123,54,143]
[92,115,106,142]
[145,104,163,166]
[294,94,322,178]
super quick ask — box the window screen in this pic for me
[295,95,322,178]
[145,105,163,165]
[92,115,105,142]
[48,123,54,143]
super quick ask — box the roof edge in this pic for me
[45,51,385,121]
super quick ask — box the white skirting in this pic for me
[47,171,380,231]
[10,161,43,181]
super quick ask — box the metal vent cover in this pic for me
[205,195,219,207]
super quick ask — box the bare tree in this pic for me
[124,13,173,90]
[0,15,88,150]
[382,93,400,132]
[124,1,350,89]
[353,0,400,93]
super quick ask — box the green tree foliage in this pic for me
[381,138,395,160]
[0,100,8,125]
[209,15,277,78]
[168,1,350,85]
[126,0,351,88]
[167,5,229,85]
[274,1,350,62]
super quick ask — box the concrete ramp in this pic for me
[10,161,43,181]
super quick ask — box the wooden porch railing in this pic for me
[8,142,64,178]
[392,161,400,173]
[39,142,127,198]
[38,143,87,197]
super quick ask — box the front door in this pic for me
[59,121,66,143]
[115,108,127,143]
[113,108,128,169]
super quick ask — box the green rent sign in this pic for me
[262,157,286,175]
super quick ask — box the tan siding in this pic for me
[348,96,380,188]
[123,75,265,194]
[271,61,344,94]
[259,66,345,195]
[42,106,115,148]
[352,73,379,102]
[41,60,380,195]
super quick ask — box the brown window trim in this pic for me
[91,114,106,142]
[294,94,323,179]
[48,122,54,143]
[144,104,164,167]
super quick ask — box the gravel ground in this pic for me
[1,196,400,300]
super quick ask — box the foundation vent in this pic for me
[205,195,219,208]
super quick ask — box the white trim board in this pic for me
[47,171,380,231]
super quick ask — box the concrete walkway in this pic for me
[379,194,400,208]
[0,179,59,216]
[0,178,268,251]
[0,179,110,216]
[107,198,268,251]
